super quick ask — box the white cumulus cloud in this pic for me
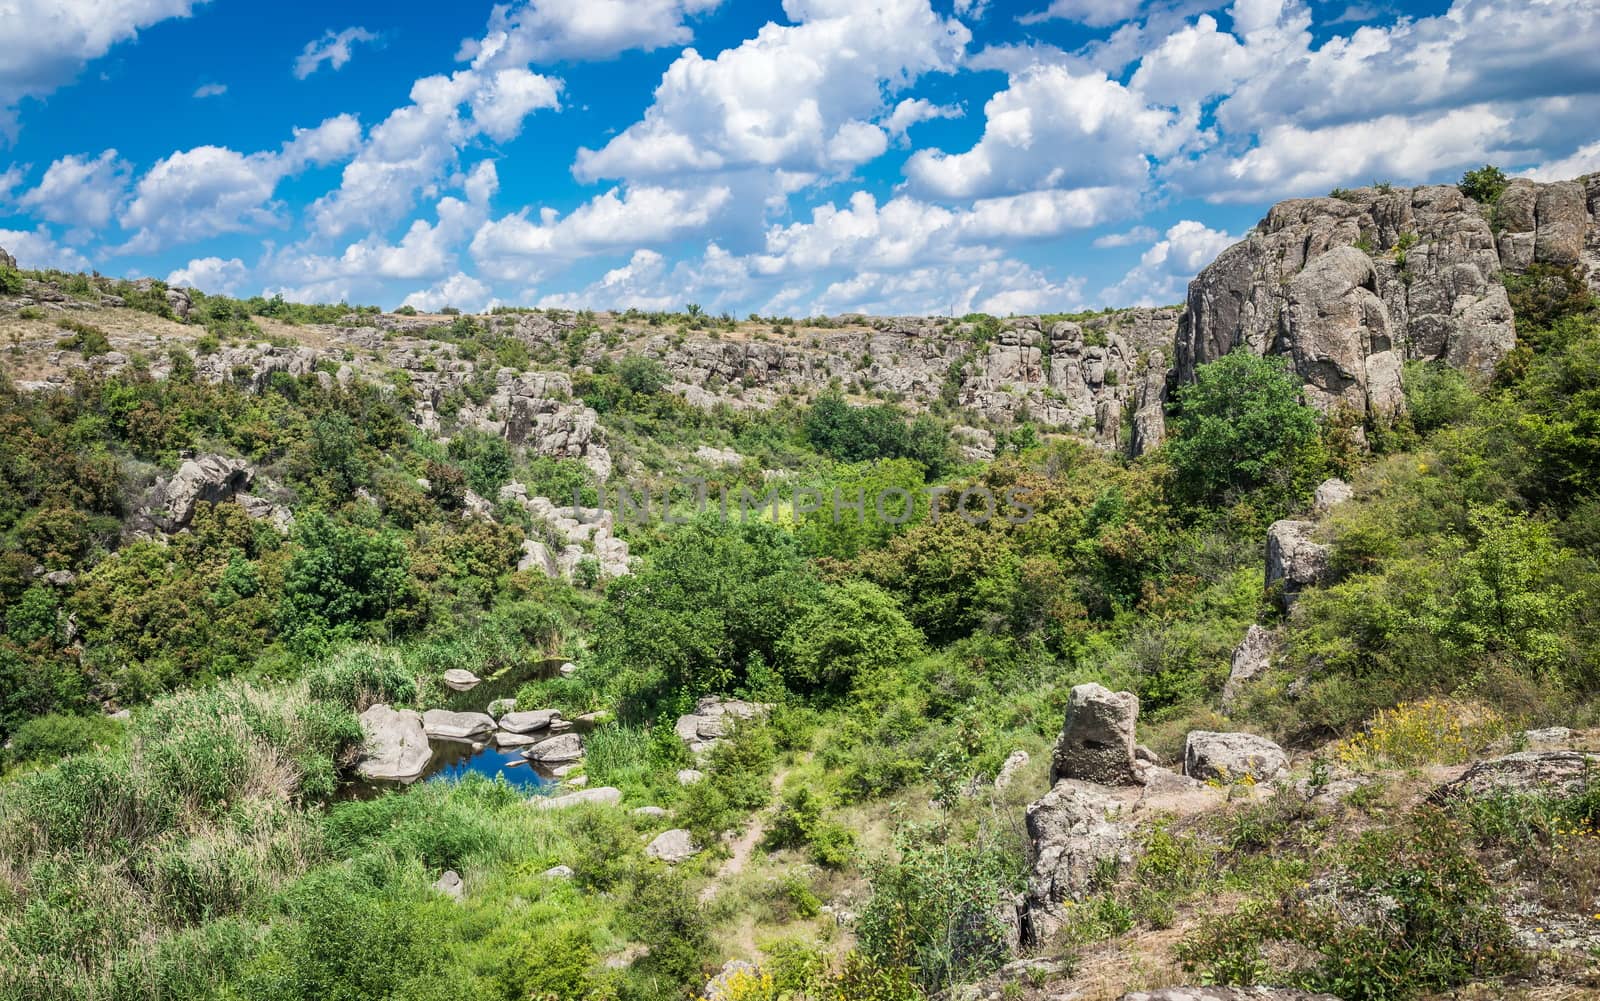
[294,27,379,80]
[167,255,246,293]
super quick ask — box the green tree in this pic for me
[777,580,924,697]
[1458,164,1509,204]
[1166,351,1326,514]
[279,513,418,651]
[616,353,669,395]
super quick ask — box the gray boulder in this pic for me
[0,245,14,270]
[1050,683,1141,786]
[422,709,494,741]
[1266,520,1330,610]
[1184,731,1289,783]
[499,709,560,734]
[994,749,1031,791]
[525,732,584,763]
[165,286,194,320]
[1313,477,1354,513]
[1431,750,1600,801]
[356,704,433,782]
[441,668,480,691]
[645,828,700,864]
[532,786,621,810]
[432,870,464,901]
[1222,625,1277,711]
[542,865,575,878]
[1534,181,1588,266]
[151,454,254,531]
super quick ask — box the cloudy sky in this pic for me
[0,0,1596,316]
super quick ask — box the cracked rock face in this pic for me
[1172,176,1598,442]
[1051,683,1141,786]
[1266,520,1330,610]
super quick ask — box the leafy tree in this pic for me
[1458,164,1509,204]
[777,580,924,697]
[279,513,418,651]
[593,517,820,716]
[445,428,512,497]
[1166,351,1326,514]
[616,353,669,395]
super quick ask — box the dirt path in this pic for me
[698,764,790,903]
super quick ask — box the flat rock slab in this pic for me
[442,669,480,691]
[1122,990,1343,1001]
[532,786,622,810]
[499,709,560,734]
[1184,731,1289,783]
[357,704,433,782]
[524,732,584,763]
[494,729,540,748]
[1432,750,1600,801]
[423,709,495,741]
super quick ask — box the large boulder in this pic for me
[1430,750,1600,801]
[645,829,700,864]
[356,704,433,782]
[1266,520,1330,610]
[422,709,494,741]
[499,709,560,734]
[1184,731,1289,783]
[150,455,254,531]
[1023,782,1130,943]
[675,696,772,750]
[1313,477,1354,514]
[1051,683,1141,786]
[441,669,480,691]
[1222,625,1277,711]
[1533,180,1589,266]
[525,732,584,763]
[0,245,14,270]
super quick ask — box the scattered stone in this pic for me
[422,709,495,741]
[1184,731,1290,783]
[356,704,433,782]
[499,709,560,734]
[1135,744,1159,764]
[551,763,580,777]
[547,718,574,733]
[441,668,480,691]
[532,786,621,810]
[543,865,574,879]
[494,730,539,748]
[632,806,668,818]
[1050,683,1141,786]
[524,732,584,763]
[559,662,577,677]
[432,870,463,901]
[677,769,704,786]
[1266,520,1331,610]
[645,829,700,864]
[566,775,588,788]
[576,710,611,723]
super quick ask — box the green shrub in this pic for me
[1458,164,1508,204]
[762,785,857,867]
[54,317,111,355]
[2,712,121,771]
[306,646,417,711]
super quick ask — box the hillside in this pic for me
[0,169,1598,1001]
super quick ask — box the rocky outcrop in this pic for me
[1183,731,1289,783]
[149,455,254,531]
[1170,177,1600,446]
[1313,477,1354,513]
[0,245,15,270]
[356,704,432,782]
[1430,750,1600,801]
[1050,683,1141,786]
[675,696,771,754]
[1282,247,1405,424]
[645,829,700,863]
[1222,624,1277,711]
[1023,781,1130,943]
[1266,520,1330,610]
[500,484,631,579]
[994,749,1031,791]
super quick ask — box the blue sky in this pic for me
[1,0,1596,316]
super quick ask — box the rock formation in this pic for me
[1050,683,1141,785]
[0,245,15,270]
[1222,624,1277,711]
[1023,781,1131,943]
[1266,520,1330,611]
[148,454,254,531]
[1430,750,1600,800]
